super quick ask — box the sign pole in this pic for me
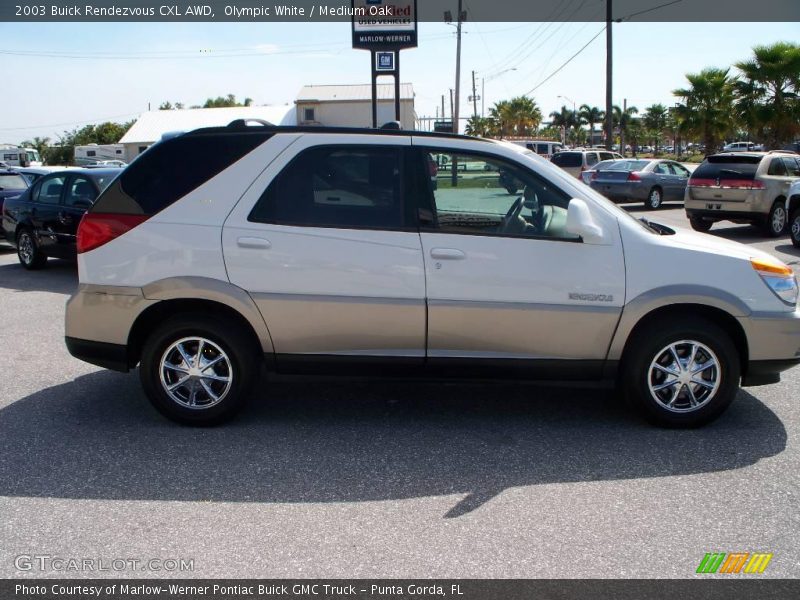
[371,50,378,128]
[394,51,401,122]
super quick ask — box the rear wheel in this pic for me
[689,216,713,232]
[645,187,663,209]
[622,317,740,427]
[16,228,47,270]
[789,208,800,248]
[763,201,787,237]
[139,314,260,425]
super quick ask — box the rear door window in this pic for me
[585,153,599,167]
[34,175,66,204]
[249,145,406,230]
[782,156,800,177]
[64,176,98,208]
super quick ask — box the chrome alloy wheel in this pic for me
[647,340,721,413]
[18,232,34,265]
[772,205,787,234]
[159,337,233,409]
[648,188,662,208]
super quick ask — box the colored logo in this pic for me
[696,552,773,574]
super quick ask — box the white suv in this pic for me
[65,124,800,427]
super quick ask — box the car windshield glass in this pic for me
[694,157,760,180]
[600,160,650,171]
[0,174,28,190]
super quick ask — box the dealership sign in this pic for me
[352,0,418,49]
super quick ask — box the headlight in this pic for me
[751,257,799,306]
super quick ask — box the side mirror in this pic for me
[566,198,605,244]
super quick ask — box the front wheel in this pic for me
[789,209,800,248]
[763,201,787,237]
[16,228,47,270]
[139,314,259,425]
[645,187,663,209]
[622,317,740,427]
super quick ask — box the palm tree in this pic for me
[465,116,492,137]
[612,105,638,153]
[673,67,736,155]
[642,104,668,153]
[549,105,579,145]
[489,97,542,137]
[734,42,800,148]
[579,105,604,147]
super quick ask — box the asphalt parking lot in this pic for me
[0,206,798,579]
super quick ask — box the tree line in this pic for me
[465,41,800,155]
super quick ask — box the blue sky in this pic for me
[0,19,798,142]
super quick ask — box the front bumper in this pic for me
[739,309,800,386]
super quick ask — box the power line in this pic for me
[619,0,684,21]
[522,26,607,96]
[0,112,140,132]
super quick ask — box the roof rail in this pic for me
[380,121,402,130]
[227,118,275,128]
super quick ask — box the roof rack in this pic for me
[227,118,275,128]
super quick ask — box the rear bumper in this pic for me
[686,208,766,223]
[65,336,130,372]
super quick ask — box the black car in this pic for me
[1,168,121,269]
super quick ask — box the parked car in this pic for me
[787,179,800,248]
[62,123,800,428]
[510,140,564,159]
[580,159,619,185]
[723,141,764,152]
[685,151,800,236]
[2,168,121,268]
[589,159,691,209]
[551,149,622,179]
[0,169,29,220]
[12,166,73,185]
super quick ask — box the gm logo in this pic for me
[696,552,773,574]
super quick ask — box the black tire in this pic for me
[622,316,740,428]
[505,185,518,195]
[763,201,788,237]
[139,313,260,425]
[16,228,47,270]
[645,187,663,209]
[689,216,713,232]
[789,208,800,248]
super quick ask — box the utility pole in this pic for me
[481,78,485,118]
[441,95,446,124]
[605,0,613,150]
[620,98,627,156]
[471,70,478,119]
[453,0,464,134]
[450,88,454,122]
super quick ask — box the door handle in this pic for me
[430,248,465,260]
[236,236,272,249]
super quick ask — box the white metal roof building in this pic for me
[118,105,296,161]
[295,83,416,130]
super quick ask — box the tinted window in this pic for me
[65,176,97,208]
[35,175,66,204]
[420,150,576,240]
[0,173,28,191]
[782,157,800,177]
[599,152,615,161]
[93,132,270,216]
[585,153,599,167]
[551,152,582,168]
[249,146,404,229]
[767,158,787,176]
[693,156,760,181]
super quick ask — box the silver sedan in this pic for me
[588,159,691,209]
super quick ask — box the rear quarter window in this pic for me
[92,132,270,215]
[0,174,28,191]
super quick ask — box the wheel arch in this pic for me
[609,287,751,376]
[127,277,275,368]
[787,193,800,215]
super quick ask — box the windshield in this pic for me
[26,150,41,162]
[0,174,28,190]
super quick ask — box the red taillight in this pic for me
[627,171,642,181]
[590,171,599,181]
[77,213,148,254]
[726,179,765,190]
[688,177,716,188]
